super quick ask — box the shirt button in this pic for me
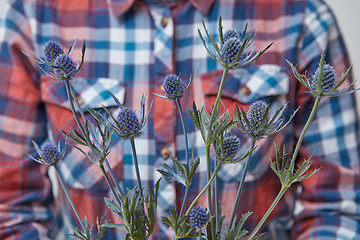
[241,86,251,95]
[160,147,171,159]
[161,17,168,28]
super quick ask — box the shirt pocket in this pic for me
[40,76,126,190]
[200,64,290,182]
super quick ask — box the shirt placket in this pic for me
[150,5,178,233]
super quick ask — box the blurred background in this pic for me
[0,0,359,109]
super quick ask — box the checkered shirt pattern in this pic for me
[0,0,359,239]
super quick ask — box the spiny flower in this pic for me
[236,100,295,140]
[104,94,152,140]
[287,51,355,97]
[309,64,336,94]
[163,74,186,99]
[216,134,241,162]
[27,141,65,166]
[247,100,269,137]
[44,41,64,63]
[51,54,76,79]
[220,37,244,65]
[223,30,240,42]
[188,206,209,229]
[116,108,141,138]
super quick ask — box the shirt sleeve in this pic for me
[0,1,53,239]
[292,0,360,239]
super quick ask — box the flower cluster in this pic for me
[27,141,65,166]
[215,134,241,162]
[116,108,141,138]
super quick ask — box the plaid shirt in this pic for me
[0,0,359,239]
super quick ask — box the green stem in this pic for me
[289,96,321,171]
[205,145,215,240]
[175,98,190,218]
[99,165,123,206]
[206,68,229,143]
[185,162,222,216]
[64,80,125,203]
[54,165,86,233]
[228,138,256,228]
[68,85,125,198]
[129,138,143,198]
[247,186,288,240]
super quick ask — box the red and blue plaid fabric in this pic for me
[0,0,359,239]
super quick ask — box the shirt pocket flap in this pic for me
[202,64,289,104]
[41,77,125,111]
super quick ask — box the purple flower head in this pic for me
[247,100,269,137]
[216,134,241,162]
[116,108,141,138]
[52,54,76,79]
[223,30,240,42]
[44,41,64,63]
[188,206,209,229]
[220,37,246,65]
[310,64,336,94]
[163,74,186,99]
[41,143,62,165]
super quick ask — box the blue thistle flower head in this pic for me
[40,142,63,165]
[44,41,64,63]
[310,64,336,94]
[247,100,269,138]
[223,30,240,42]
[51,53,76,79]
[116,108,141,139]
[220,37,246,65]
[216,134,241,162]
[163,74,186,99]
[188,206,209,229]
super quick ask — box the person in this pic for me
[0,0,359,239]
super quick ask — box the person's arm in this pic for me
[292,0,360,239]
[0,1,53,239]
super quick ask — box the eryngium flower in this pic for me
[223,30,240,42]
[236,100,296,140]
[41,143,62,165]
[216,134,241,162]
[44,41,64,63]
[220,37,244,65]
[309,64,336,94]
[52,54,76,79]
[163,74,186,99]
[27,141,65,166]
[247,100,269,137]
[116,108,141,138]
[188,206,209,229]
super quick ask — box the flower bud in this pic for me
[247,100,269,136]
[44,41,64,63]
[163,74,186,99]
[188,206,209,229]
[223,30,240,42]
[52,54,76,79]
[41,143,62,165]
[310,64,336,93]
[116,108,141,137]
[216,134,241,161]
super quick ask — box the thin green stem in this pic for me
[54,165,86,233]
[64,80,125,203]
[185,162,222,216]
[179,187,189,218]
[214,164,219,233]
[99,165,122,206]
[289,96,321,171]
[247,186,288,240]
[129,138,143,198]
[175,98,190,218]
[206,68,229,143]
[175,98,189,166]
[205,144,215,240]
[198,229,202,240]
[68,85,125,198]
[228,138,256,228]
